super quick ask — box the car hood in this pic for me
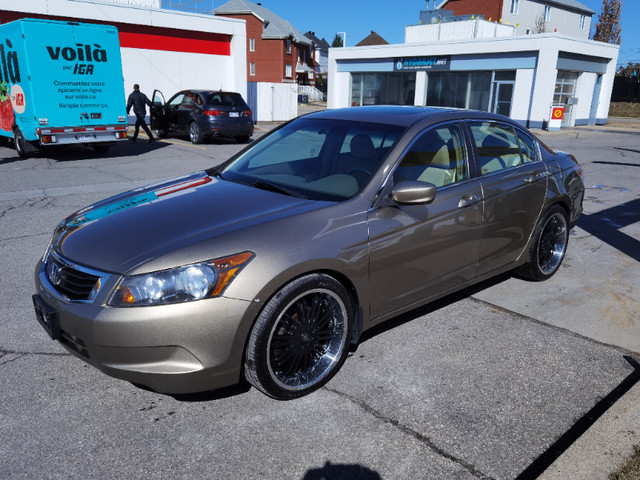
[53,172,317,274]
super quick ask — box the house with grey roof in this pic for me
[436,0,595,38]
[215,0,316,85]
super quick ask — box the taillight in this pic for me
[569,154,583,177]
[204,110,227,117]
[242,110,252,117]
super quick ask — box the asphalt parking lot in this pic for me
[1,120,638,479]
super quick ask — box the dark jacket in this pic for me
[127,90,152,117]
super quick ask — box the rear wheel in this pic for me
[244,274,354,400]
[515,205,569,281]
[236,135,251,144]
[155,129,168,138]
[189,122,203,144]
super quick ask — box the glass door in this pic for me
[554,71,578,127]
[492,82,514,117]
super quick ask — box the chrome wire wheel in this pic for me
[267,289,348,391]
[536,211,568,275]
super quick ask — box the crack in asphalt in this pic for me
[323,385,496,480]
[0,348,71,362]
[468,296,640,357]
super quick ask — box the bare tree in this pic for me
[533,15,546,34]
[593,0,622,45]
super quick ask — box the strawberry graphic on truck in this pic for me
[0,82,15,131]
[0,18,128,158]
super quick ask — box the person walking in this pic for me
[126,84,155,143]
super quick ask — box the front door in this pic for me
[367,123,483,321]
[150,90,169,133]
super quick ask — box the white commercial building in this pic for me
[328,28,619,128]
[1,0,248,102]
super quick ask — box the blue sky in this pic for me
[163,0,639,67]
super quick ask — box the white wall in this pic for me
[4,0,247,100]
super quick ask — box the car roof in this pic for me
[186,90,242,96]
[304,106,513,129]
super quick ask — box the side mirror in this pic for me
[392,181,437,205]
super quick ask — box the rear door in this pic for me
[467,120,547,276]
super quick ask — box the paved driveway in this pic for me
[0,125,638,479]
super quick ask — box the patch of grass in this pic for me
[610,445,640,480]
[609,102,640,118]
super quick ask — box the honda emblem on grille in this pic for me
[49,262,63,286]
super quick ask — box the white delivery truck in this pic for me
[0,18,128,157]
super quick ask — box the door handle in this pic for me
[524,171,546,183]
[458,194,481,208]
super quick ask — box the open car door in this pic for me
[150,90,170,137]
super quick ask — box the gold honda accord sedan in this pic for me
[33,106,584,400]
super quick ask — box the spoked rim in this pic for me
[267,288,348,391]
[189,123,200,143]
[537,212,568,275]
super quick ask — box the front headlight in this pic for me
[108,251,254,307]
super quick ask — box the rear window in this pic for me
[206,93,246,107]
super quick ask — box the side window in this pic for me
[394,124,468,188]
[469,122,523,175]
[515,129,538,164]
[168,93,185,106]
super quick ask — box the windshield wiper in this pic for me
[250,179,307,199]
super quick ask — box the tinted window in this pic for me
[515,129,538,163]
[206,93,246,107]
[469,122,523,175]
[394,124,468,188]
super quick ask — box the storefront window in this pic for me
[426,71,515,116]
[426,72,493,111]
[350,73,416,106]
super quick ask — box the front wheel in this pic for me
[189,122,203,144]
[243,274,354,400]
[515,205,569,281]
[14,128,30,159]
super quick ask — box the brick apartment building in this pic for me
[215,0,316,86]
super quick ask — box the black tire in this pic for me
[515,205,569,281]
[155,129,168,138]
[236,135,251,144]
[13,128,29,159]
[243,273,354,400]
[189,122,203,144]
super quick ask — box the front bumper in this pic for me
[33,260,259,394]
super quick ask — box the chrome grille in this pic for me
[44,252,102,301]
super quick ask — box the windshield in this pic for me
[220,118,404,201]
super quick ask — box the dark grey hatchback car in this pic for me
[150,89,254,144]
[33,106,584,400]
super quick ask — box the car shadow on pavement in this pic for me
[301,461,381,480]
[577,197,640,263]
[169,381,252,402]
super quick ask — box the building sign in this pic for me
[394,56,451,72]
